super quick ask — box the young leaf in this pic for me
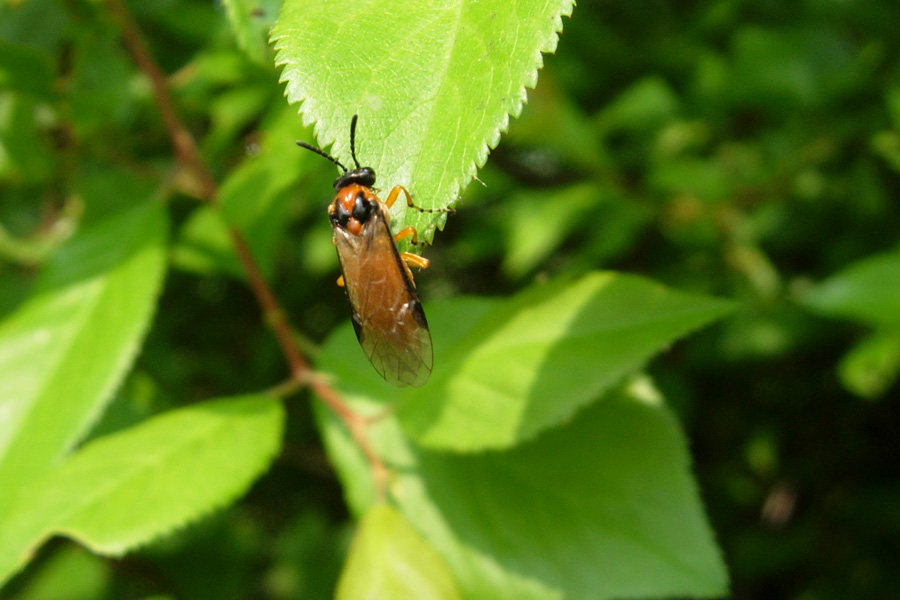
[271,0,575,243]
[837,329,900,399]
[801,248,900,328]
[318,272,734,451]
[0,395,285,587]
[318,378,729,600]
[336,503,462,600]
[0,200,167,516]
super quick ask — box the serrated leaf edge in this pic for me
[0,398,284,581]
[270,1,576,215]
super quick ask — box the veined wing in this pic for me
[332,204,433,387]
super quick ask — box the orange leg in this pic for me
[398,251,429,285]
[392,226,431,283]
[393,225,421,246]
[384,187,447,282]
[384,185,454,215]
[384,185,413,210]
[336,274,345,287]
[400,251,430,270]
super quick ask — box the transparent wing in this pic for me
[332,207,433,387]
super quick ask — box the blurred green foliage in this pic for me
[1,0,899,598]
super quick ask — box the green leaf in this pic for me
[172,206,241,278]
[69,27,138,138]
[5,546,110,600]
[0,38,55,99]
[336,504,462,600]
[222,0,279,65]
[505,74,611,174]
[0,395,285,586]
[319,272,734,451]
[871,130,900,173]
[506,73,616,175]
[595,76,681,136]
[203,85,275,157]
[271,0,575,245]
[173,104,319,279]
[837,329,900,400]
[0,95,57,183]
[500,183,600,278]
[0,200,168,517]
[801,248,900,328]
[319,378,729,600]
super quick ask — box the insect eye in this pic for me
[352,192,372,223]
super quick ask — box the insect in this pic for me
[297,115,444,387]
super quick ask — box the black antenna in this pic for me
[349,114,361,169]
[295,115,363,173]
[295,140,349,172]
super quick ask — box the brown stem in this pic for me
[108,0,217,202]
[312,382,389,499]
[108,0,387,498]
[227,228,309,378]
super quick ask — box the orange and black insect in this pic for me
[297,115,439,387]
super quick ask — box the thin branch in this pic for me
[227,228,309,378]
[312,382,389,499]
[108,0,387,499]
[108,0,216,202]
